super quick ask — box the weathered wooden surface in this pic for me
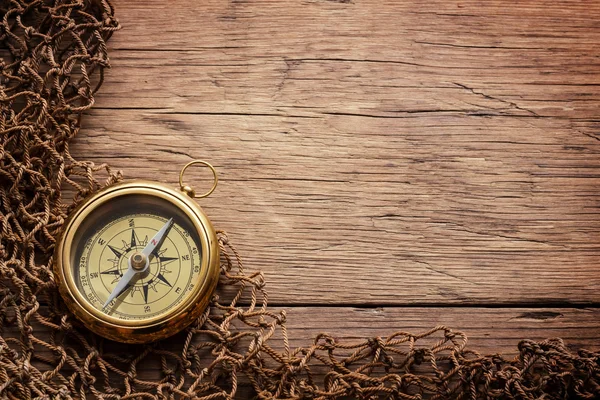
[73,0,599,354]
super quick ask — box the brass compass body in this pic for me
[54,161,220,343]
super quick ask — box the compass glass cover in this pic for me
[70,194,203,321]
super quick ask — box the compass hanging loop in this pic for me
[178,160,218,199]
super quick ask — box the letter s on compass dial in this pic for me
[54,182,220,344]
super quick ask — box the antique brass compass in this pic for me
[53,161,220,343]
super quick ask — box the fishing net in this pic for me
[0,0,598,398]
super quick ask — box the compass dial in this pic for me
[77,214,201,320]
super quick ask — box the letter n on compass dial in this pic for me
[81,214,201,321]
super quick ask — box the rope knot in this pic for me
[275,311,286,324]
[367,337,382,349]
[444,330,456,340]
[59,316,73,332]
[413,348,426,365]
[181,359,193,369]
[218,232,229,245]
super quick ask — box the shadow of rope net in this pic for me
[0,1,598,399]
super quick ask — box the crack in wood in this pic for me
[454,82,540,117]
[157,148,193,159]
[511,311,564,320]
[413,260,477,285]
[415,40,548,50]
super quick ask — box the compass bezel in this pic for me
[53,180,220,343]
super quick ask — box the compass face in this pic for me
[77,214,201,320]
[68,191,205,323]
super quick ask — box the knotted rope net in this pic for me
[0,1,598,399]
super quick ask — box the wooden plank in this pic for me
[98,0,600,120]
[93,50,600,119]
[276,307,600,354]
[76,109,600,305]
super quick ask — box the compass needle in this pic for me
[103,267,135,309]
[102,218,174,310]
[142,218,174,260]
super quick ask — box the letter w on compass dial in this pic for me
[80,213,202,321]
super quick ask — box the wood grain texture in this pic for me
[70,0,599,346]
[277,307,600,353]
